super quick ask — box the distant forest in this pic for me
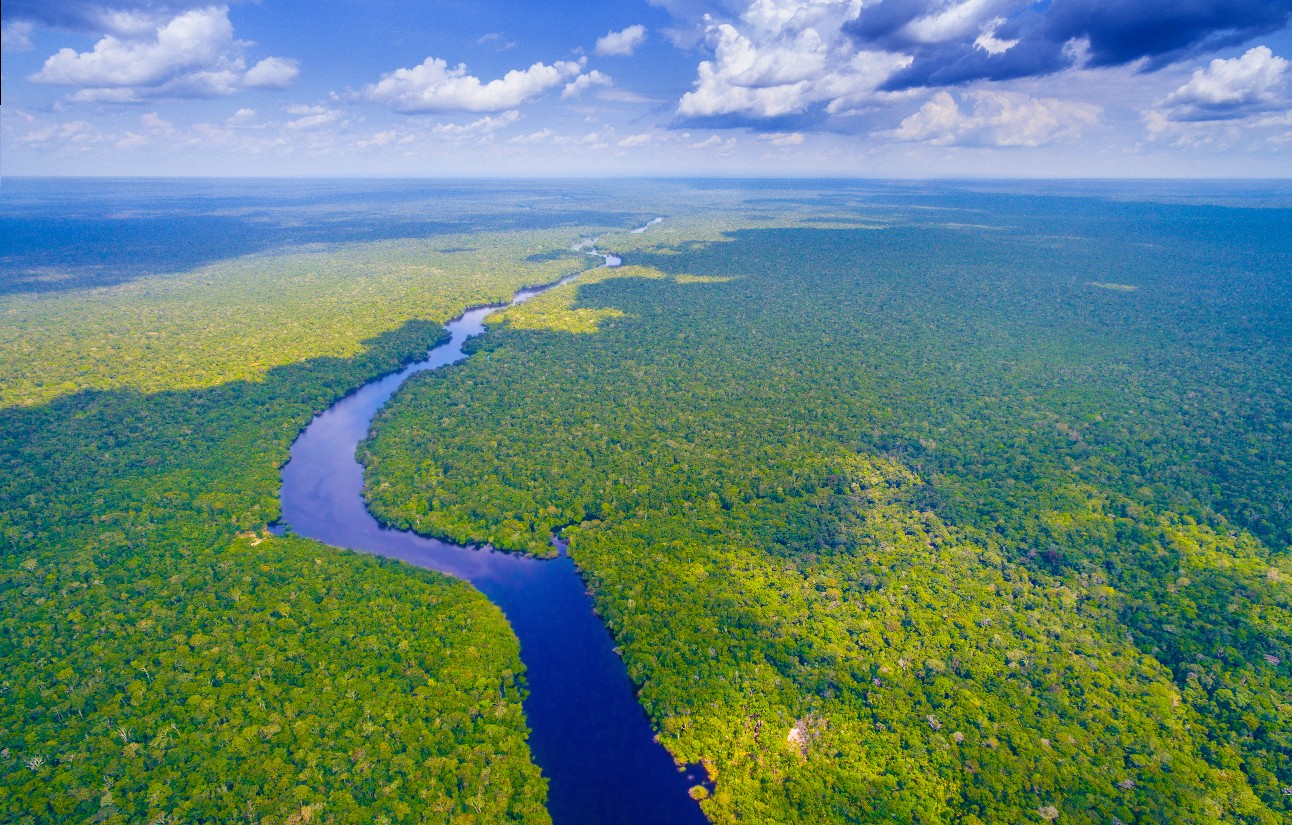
[3,182,1290,824]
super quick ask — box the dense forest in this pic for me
[0,221,603,823]
[4,180,1290,824]
[364,195,1292,823]
[0,230,593,408]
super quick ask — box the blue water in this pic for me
[277,249,711,825]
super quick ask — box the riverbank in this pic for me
[278,227,710,825]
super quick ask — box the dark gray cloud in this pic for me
[843,0,1292,90]
[1040,0,1290,67]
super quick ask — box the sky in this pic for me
[2,0,1291,177]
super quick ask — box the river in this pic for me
[277,228,710,824]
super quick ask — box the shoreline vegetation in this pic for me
[2,180,1289,824]
[278,243,716,822]
[0,219,608,823]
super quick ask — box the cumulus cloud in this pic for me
[882,89,1100,146]
[662,0,1292,94]
[861,0,1292,89]
[244,57,300,90]
[562,69,614,98]
[364,56,585,113]
[595,24,648,56]
[1156,46,1289,121]
[33,7,233,87]
[676,1,914,121]
[28,6,299,101]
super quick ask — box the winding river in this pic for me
[278,230,710,824]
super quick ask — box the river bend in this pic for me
[278,231,709,824]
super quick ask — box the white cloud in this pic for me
[364,56,585,113]
[532,129,616,150]
[29,6,298,101]
[140,111,176,133]
[974,17,1019,56]
[885,90,962,144]
[19,119,100,146]
[5,104,436,161]
[617,133,654,147]
[509,128,555,144]
[2,21,35,53]
[759,131,804,145]
[1157,46,1288,121]
[432,110,521,136]
[96,10,165,38]
[689,134,738,151]
[883,90,1101,147]
[477,32,517,52]
[562,70,614,98]
[1253,111,1292,145]
[596,87,661,104]
[676,1,912,120]
[1140,47,1291,146]
[284,105,340,130]
[245,57,300,89]
[595,25,647,57]
[113,111,175,150]
[901,0,1005,44]
[34,7,233,87]
[1061,36,1092,69]
[819,50,918,114]
[358,130,400,148]
[69,87,149,103]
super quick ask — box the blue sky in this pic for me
[3,0,1290,176]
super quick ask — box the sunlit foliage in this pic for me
[0,223,597,823]
[365,200,1292,822]
[0,231,592,407]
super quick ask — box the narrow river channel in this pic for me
[278,229,710,825]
